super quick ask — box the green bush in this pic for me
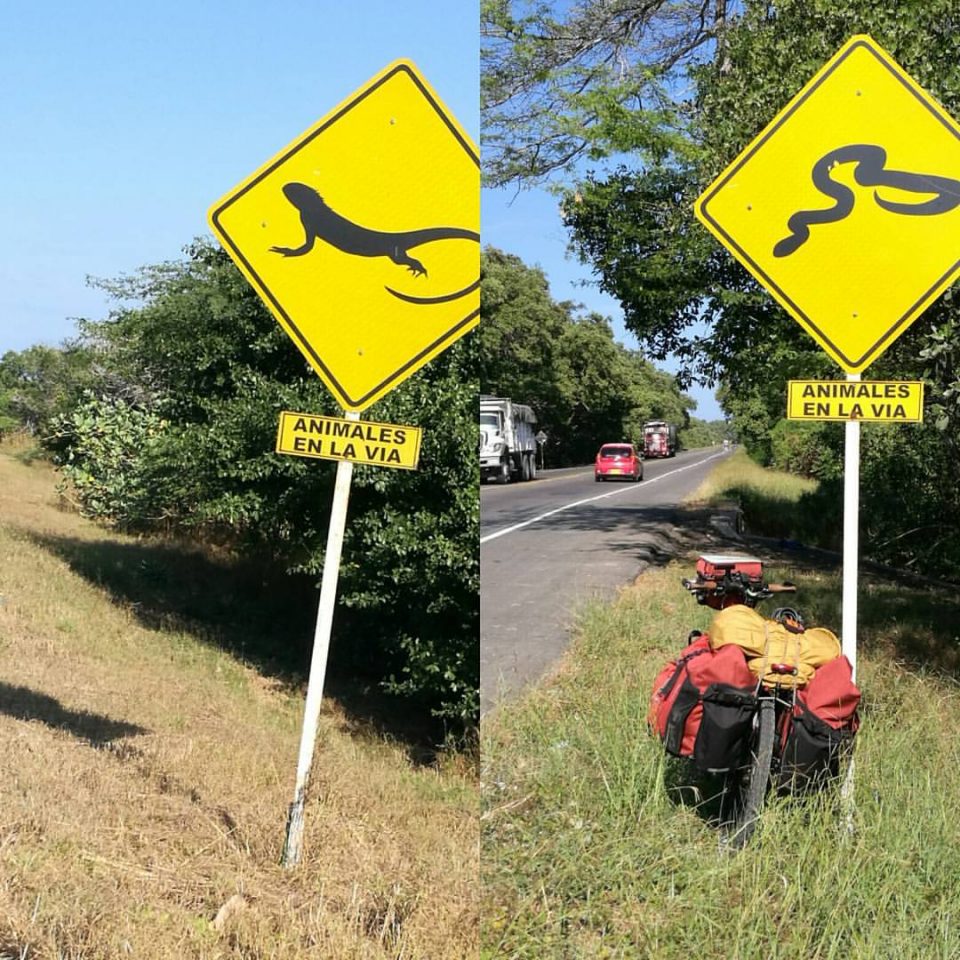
[52,395,170,524]
[768,419,843,481]
[45,240,479,727]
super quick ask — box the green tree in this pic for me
[50,239,479,725]
[479,246,569,408]
[480,245,694,463]
[481,0,732,187]
[682,417,729,449]
[53,395,169,523]
[0,342,97,438]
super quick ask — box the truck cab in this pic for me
[642,420,677,459]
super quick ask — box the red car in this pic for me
[595,443,644,482]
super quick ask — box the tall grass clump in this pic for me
[482,560,960,959]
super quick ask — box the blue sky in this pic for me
[0,1,478,355]
[0,1,720,419]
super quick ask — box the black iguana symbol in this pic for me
[774,144,960,257]
[269,182,480,303]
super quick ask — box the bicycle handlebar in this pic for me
[682,579,796,594]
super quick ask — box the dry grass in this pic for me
[685,447,817,506]
[0,439,478,958]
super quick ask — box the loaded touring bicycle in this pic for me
[649,555,861,847]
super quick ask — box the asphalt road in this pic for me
[480,447,731,714]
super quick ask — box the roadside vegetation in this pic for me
[479,247,727,465]
[481,487,960,959]
[0,239,477,727]
[0,438,477,957]
[686,448,844,549]
[686,448,817,508]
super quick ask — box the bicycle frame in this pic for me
[681,556,806,846]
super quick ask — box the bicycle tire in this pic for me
[725,698,775,848]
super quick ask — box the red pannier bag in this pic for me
[779,654,861,789]
[648,632,758,773]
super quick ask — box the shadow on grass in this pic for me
[790,570,960,679]
[27,532,452,762]
[0,681,147,746]
[713,482,843,552]
[661,759,733,828]
[661,748,851,843]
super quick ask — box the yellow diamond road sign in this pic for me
[696,35,960,374]
[208,60,479,412]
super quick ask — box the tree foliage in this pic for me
[36,240,478,726]
[480,246,695,462]
[53,395,170,523]
[481,0,732,187]
[0,343,98,438]
[682,416,730,449]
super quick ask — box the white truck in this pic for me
[480,396,538,483]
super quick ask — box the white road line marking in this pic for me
[482,468,587,488]
[479,451,727,545]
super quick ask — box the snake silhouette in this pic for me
[774,144,960,257]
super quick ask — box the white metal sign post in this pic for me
[840,377,861,817]
[281,413,357,866]
[207,60,479,868]
[841,374,861,680]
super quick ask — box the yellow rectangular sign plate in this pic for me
[276,411,423,469]
[786,380,924,422]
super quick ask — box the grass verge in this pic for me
[482,467,960,958]
[686,449,841,548]
[0,440,478,958]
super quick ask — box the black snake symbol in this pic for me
[774,144,960,257]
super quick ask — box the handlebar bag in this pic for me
[649,633,757,772]
[779,655,860,790]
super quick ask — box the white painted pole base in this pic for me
[281,413,358,868]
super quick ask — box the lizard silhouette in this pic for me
[270,182,480,303]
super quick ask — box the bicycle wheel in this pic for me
[725,699,775,848]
